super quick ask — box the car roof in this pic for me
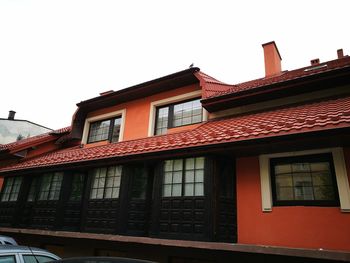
[0,245,54,254]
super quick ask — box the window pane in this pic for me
[164,160,173,171]
[172,184,182,196]
[274,164,291,174]
[173,171,182,184]
[194,183,204,196]
[184,183,194,196]
[0,256,16,263]
[9,177,22,201]
[273,156,337,203]
[27,177,39,202]
[314,186,335,200]
[111,117,121,143]
[276,186,294,200]
[163,185,172,197]
[195,170,204,183]
[173,159,183,171]
[164,172,172,184]
[70,173,84,201]
[185,171,194,183]
[275,174,293,187]
[155,106,169,135]
[186,158,195,170]
[1,177,14,202]
[195,157,205,169]
[172,99,202,127]
[88,120,111,143]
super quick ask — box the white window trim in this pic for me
[147,90,208,136]
[259,147,350,213]
[81,109,126,144]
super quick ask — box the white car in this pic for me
[0,236,17,245]
[0,245,60,263]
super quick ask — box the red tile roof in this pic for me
[199,56,350,99]
[1,97,350,173]
[0,127,71,153]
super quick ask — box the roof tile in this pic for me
[1,97,350,173]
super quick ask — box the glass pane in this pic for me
[163,185,171,197]
[96,188,104,199]
[182,117,191,125]
[0,256,16,263]
[131,168,147,199]
[112,188,119,198]
[276,186,294,200]
[184,183,194,196]
[164,160,173,172]
[312,172,332,186]
[173,159,183,171]
[90,189,97,199]
[195,170,204,182]
[111,117,121,143]
[314,186,335,200]
[194,183,204,196]
[185,158,195,170]
[294,185,314,200]
[292,163,310,173]
[195,157,205,169]
[172,184,182,196]
[274,164,291,175]
[173,171,182,184]
[164,172,172,184]
[275,174,293,187]
[105,188,113,199]
[293,173,312,185]
[185,171,194,183]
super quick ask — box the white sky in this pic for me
[0,0,349,129]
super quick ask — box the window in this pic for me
[87,117,121,143]
[38,172,63,201]
[0,256,16,263]
[270,153,339,206]
[90,166,122,199]
[0,176,22,202]
[70,173,85,201]
[162,157,205,197]
[27,177,39,202]
[23,255,57,263]
[155,98,202,135]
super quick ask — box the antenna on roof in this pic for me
[189,63,194,68]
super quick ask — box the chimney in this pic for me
[8,110,16,120]
[337,49,344,59]
[262,41,282,78]
[310,58,320,66]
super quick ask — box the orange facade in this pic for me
[86,83,201,141]
[236,153,350,251]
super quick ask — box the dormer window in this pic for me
[155,98,202,135]
[87,117,121,143]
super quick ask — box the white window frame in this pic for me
[81,109,126,144]
[259,147,350,212]
[148,90,208,136]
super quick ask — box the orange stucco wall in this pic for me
[236,151,350,251]
[87,84,201,141]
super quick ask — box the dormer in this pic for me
[72,68,206,146]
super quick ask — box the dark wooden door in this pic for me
[121,164,153,236]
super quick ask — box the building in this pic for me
[0,111,52,144]
[0,42,349,262]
